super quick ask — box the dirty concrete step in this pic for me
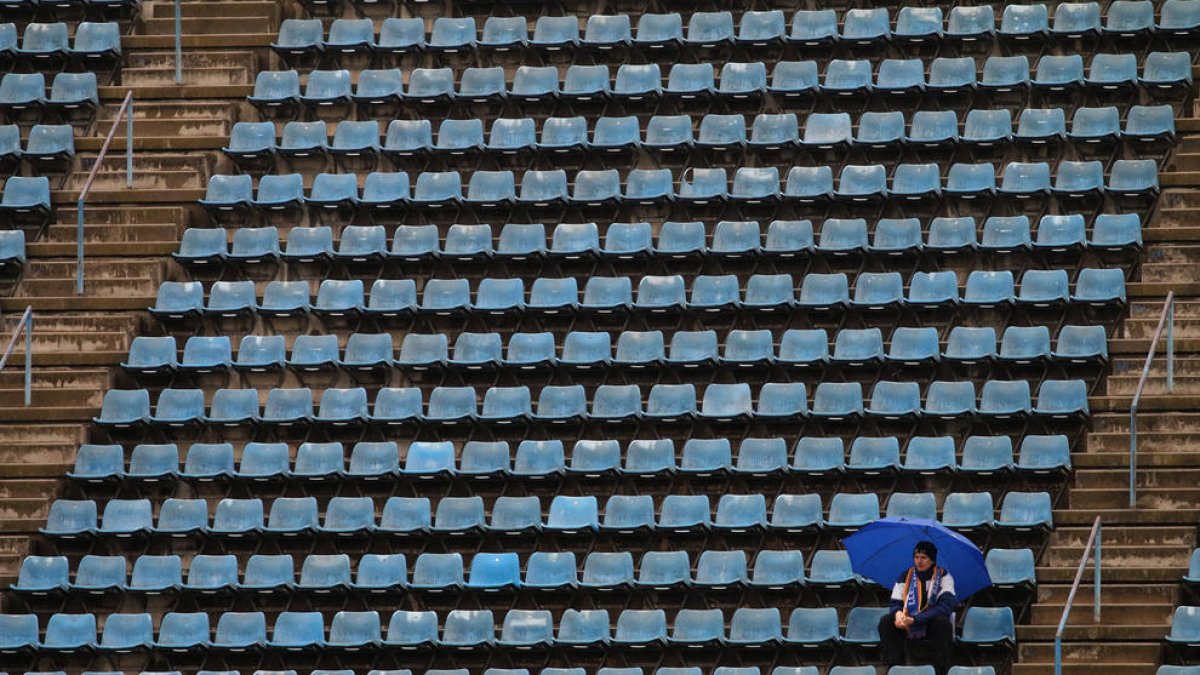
[0,442,79,477]
[0,368,109,388]
[139,16,273,36]
[1018,640,1162,662]
[64,169,200,191]
[16,277,159,298]
[144,0,276,19]
[0,423,85,445]
[1074,468,1200,489]
[20,259,163,281]
[122,66,253,87]
[1092,413,1200,434]
[41,222,181,245]
[1061,487,1200,511]
[49,205,186,226]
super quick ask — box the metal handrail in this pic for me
[0,307,34,406]
[1129,291,1175,507]
[174,0,182,84]
[75,90,134,295]
[1054,515,1102,675]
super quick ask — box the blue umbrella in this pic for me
[842,517,992,600]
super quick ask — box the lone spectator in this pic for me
[878,540,958,675]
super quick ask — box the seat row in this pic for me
[249,53,1192,112]
[177,216,1144,270]
[274,4,1200,59]
[69,434,1071,484]
[0,605,1015,654]
[12,547,1036,596]
[151,270,1128,322]
[42,491,1054,539]
[123,325,1108,377]
[199,162,1162,218]
[94,379,1090,430]
[0,71,99,114]
[0,21,119,62]
[14,659,1007,675]
[0,0,138,14]
[226,107,1177,168]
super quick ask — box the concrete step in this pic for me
[139,16,274,36]
[1013,662,1156,675]
[20,259,163,281]
[49,205,186,227]
[1020,640,1162,663]
[16,277,159,298]
[1029,585,1177,625]
[1062,487,1200,511]
[1074,468,1200,489]
[123,65,253,87]
[144,0,276,19]
[41,222,181,246]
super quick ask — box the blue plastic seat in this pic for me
[632,12,680,48]
[300,69,352,109]
[272,18,322,58]
[524,551,577,591]
[942,492,996,530]
[960,434,1011,475]
[1074,267,1127,306]
[429,17,476,52]
[720,62,768,99]
[95,389,151,429]
[270,611,327,650]
[986,549,1036,589]
[785,607,840,646]
[1035,379,1089,419]
[843,8,890,45]
[564,439,618,479]
[377,18,424,55]
[1054,2,1102,38]
[959,607,1015,647]
[488,118,536,155]
[660,494,712,532]
[770,60,819,100]
[1159,0,1200,35]
[584,14,631,48]
[670,609,725,648]
[432,496,486,535]
[0,614,39,652]
[825,59,873,96]
[738,10,786,46]
[622,439,676,478]
[827,492,879,529]
[599,494,654,534]
[979,380,1032,419]
[771,493,824,532]
[546,495,599,533]
[876,59,926,96]
[531,16,579,50]
[947,6,996,41]
[849,436,901,475]
[613,63,662,101]
[749,550,804,590]
[722,329,774,369]
[687,11,734,47]
[903,436,957,475]
[481,16,527,50]
[558,609,610,648]
[844,607,889,647]
[1054,324,1109,363]
[75,554,127,592]
[614,610,668,648]
[0,72,45,113]
[715,496,767,534]
[896,7,944,43]
[887,492,938,520]
[385,611,438,649]
[287,334,338,372]
[582,551,635,591]
[405,68,456,104]
[223,227,281,267]
[789,10,837,46]
[634,550,688,590]
[43,612,98,653]
[21,22,68,59]
[1000,5,1049,39]
[325,18,374,55]
[353,69,404,107]
[410,555,467,596]
[698,114,746,151]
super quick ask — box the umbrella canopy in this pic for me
[842,517,992,600]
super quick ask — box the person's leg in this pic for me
[878,612,908,666]
[924,614,955,675]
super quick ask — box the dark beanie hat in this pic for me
[914,541,938,562]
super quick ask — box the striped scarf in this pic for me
[901,566,943,639]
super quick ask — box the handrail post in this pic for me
[1168,295,1175,392]
[23,308,31,406]
[174,0,182,84]
[125,97,133,188]
[75,199,84,295]
[1094,519,1101,623]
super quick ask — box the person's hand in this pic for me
[901,614,915,629]
[894,612,908,630]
